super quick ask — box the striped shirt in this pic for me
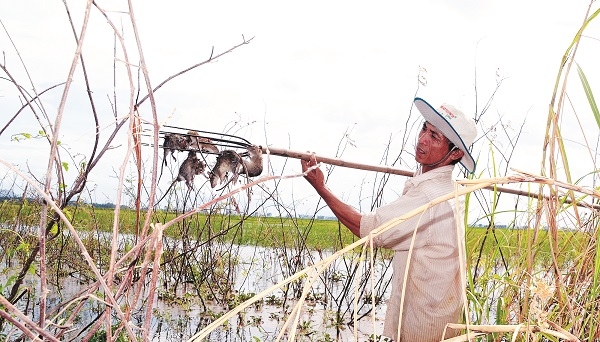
[360,165,465,341]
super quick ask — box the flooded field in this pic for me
[1,241,391,341]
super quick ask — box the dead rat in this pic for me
[208,145,263,189]
[177,151,207,189]
[156,152,206,207]
[160,131,218,183]
[186,130,219,154]
[162,131,218,164]
[162,133,189,166]
[240,144,263,177]
[209,150,243,189]
[160,133,191,183]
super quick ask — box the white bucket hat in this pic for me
[414,97,478,173]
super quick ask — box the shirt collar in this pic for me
[405,165,455,190]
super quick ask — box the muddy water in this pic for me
[156,244,391,341]
[1,244,391,341]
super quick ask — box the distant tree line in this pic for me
[0,190,116,209]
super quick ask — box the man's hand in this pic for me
[301,153,324,189]
[300,153,362,237]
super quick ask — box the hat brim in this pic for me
[414,97,476,173]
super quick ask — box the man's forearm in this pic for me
[314,185,362,237]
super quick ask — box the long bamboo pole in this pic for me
[262,146,414,177]
[261,146,600,210]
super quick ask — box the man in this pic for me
[301,97,477,341]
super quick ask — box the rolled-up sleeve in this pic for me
[359,190,436,250]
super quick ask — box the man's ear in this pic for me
[452,148,464,162]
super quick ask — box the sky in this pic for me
[1,0,599,221]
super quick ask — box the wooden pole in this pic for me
[261,145,600,210]
[262,146,414,177]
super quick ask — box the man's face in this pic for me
[415,121,456,171]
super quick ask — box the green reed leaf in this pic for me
[576,62,600,129]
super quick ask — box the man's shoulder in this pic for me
[409,166,454,187]
[407,166,455,200]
